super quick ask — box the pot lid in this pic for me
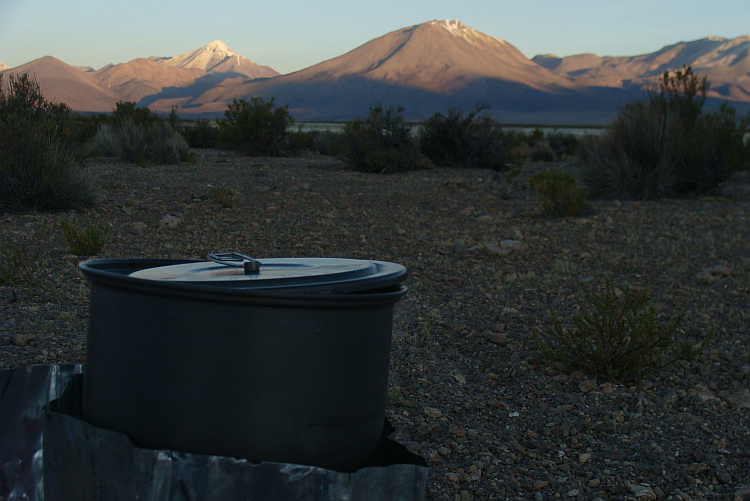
[128,253,407,293]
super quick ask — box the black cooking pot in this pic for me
[79,254,407,472]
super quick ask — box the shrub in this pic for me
[343,104,431,173]
[312,131,346,157]
[537,276,709,382]
[0,73,96,212]
[529,168,587,216]
[419,105,506,170]
[181,119,218,149]
[207,186,237,208]
[217,97,293,156]
[60,219,111,256]
[90,119,190,165]
[111,101,158,126]
[581,67,750,199]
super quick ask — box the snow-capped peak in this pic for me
[0,60,9,71]
[159,40,243,71]
[431,19,508,46]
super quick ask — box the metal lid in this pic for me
[128,253,407,293]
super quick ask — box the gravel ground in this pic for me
[2,150,750,500]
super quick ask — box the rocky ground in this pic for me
[2,150,749,500]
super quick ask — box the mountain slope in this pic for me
[0,56,117,111]
[92,58,216,104]
[534,36,750,101]
[178,20,604,121]
[0,61,9,71]
[152,40,279,80]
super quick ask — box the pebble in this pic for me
[567,489,580,497]
[423,406,442,419]
[130,222,148,234]
[483,330,508,346]
[158,214,181,229]
[579,380,597,393]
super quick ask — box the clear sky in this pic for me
[1,0,748,74]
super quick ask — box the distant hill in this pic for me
[0,61,9,71]
[0,56,117,111]
[1,25,748,124]
[533,36,750,102]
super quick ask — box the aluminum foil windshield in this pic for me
[0,365,428,501]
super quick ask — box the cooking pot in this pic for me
[79,254,407,472]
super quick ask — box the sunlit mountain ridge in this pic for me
[2,21,748,124]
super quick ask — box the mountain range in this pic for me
[2,21,749,124]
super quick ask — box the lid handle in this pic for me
[209,252,260,274]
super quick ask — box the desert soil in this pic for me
[2,150,750,500]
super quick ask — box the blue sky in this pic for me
[1,0,748,74]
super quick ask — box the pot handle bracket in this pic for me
[209,252,261,274]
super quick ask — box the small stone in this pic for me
[535,492,543,501]
[452,373,467,385]
[579,380,597,393]
[716,468,732,484]
[568,489,580,497]
[578,453,591,464]
[130,222,148,234]
[417,422,441,438]
[12,333,34,347]
[459,490,473,501]
[445,472,460,483]
[484,330,508,346]
[600,382,614,394]
[626,482,657,499]
[449,425,467,437]
[533,480,549,490]
[438,446,451,456]
[423,406,442,419]
[589,478,601,487]
[500,239,522,249]
[725,389,750,409]
[159,214,181,229]
[689,384,717,401]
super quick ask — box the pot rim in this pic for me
[79,258,407,308]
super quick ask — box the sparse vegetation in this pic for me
[343,104,431,173]
[60,219,111,256]
[537,276,709,382]
[207,186,237,208]
[0,239,42,286]
[419,104,506,170]
[529,168,587,217]
[180,118,219,149]
[217,97,294,156]
[581,66,750,199]
[89,102,190,165]
[0,73,96,212]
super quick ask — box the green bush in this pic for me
[207,186,237,208]
[312,130,346,157]
[529,168,587,216]
[581,67,750,199]
[217,97,293,156]
[419,105,506,170]
[180,119,218,149]
[60,219,111,256]
[343,104,431,173]
[537,276,707,382]
[90,119,190,165]
[111,101,158,126]
[0,73,96,212]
